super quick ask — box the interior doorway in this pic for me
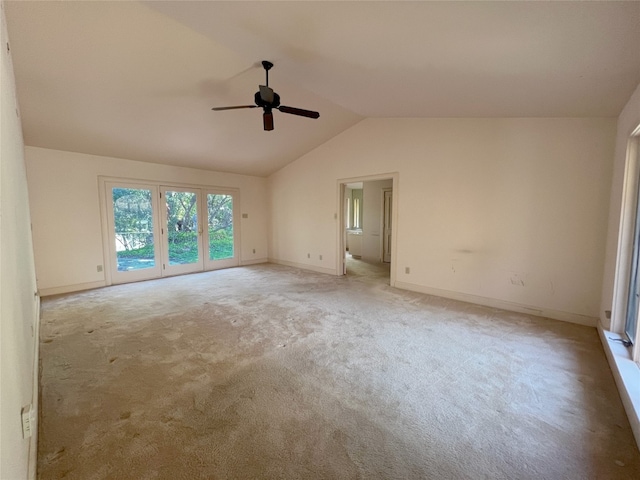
[338,173,398,286]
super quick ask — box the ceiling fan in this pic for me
[212,60,320,131]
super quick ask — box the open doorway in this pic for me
[338,173,398,286]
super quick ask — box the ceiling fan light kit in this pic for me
[212,60,320,131]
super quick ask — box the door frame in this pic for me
[611,126,640,361]
[336,172,399,286]
[382,188,392,263]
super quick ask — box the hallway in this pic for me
[345,252,390,281]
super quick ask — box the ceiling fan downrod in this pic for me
[262,60,273,87]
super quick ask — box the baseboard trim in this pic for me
[240,258,268,266]
[394,281,598,327]
[597,324,640,450]
[269,258,337,276]
[39,280,106,297]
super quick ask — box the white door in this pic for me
[203,190,240,270]
[383,189,392,263]
[160,187,204,276]
[106,182,162,284]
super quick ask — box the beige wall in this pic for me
[25,147,269,295]
[269,118,616,325]
[1,3,40,478]
[600,82,640,331]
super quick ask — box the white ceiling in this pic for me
[5,1,640,177]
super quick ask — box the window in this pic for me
[353,197,361,229]
[207,193,234,261]
[112,186,157,272]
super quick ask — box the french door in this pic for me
[106,182,163,284]
[105,180,239,284]
[204,191,238,270]
[161,187,203,276]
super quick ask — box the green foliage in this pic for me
[113,188,235,267]
[209,228,234,260]
[166,191,198,232]
[113,188,154,251]
[119,228,233,265]
[117,244,154,259]
[207,194,233,232]
[168,231,199,264]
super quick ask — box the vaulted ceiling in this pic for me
[5,1,640,176]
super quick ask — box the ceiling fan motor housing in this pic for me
[255,90,280,108]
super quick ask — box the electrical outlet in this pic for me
[405,267,410,274]
[242,213,248,219]
[97,265,103,272]
[253,249,256,254]
[319,254,323,260]
[21,404,33,438]
[307,253,310,258]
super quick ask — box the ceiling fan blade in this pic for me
[278,105,320,119]
[211,105,257,111]
[259,85,275,104]
[263,111,274,131]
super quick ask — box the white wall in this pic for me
[362,179,392,260]
[269,118,616,325]
[600,82,640,331]
[1,3,40,478]
[25,147,269,295]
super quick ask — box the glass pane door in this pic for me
[106,183,161,284]
[104,182,240,283]
[162,187,204,276]
[205,191,239,270]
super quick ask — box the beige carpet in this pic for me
[38,261,639,479]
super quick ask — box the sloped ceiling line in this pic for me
[5,1,639,176]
